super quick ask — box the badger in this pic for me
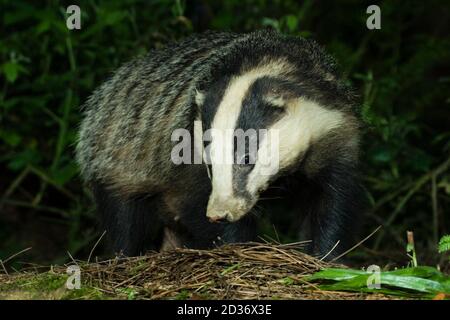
[76,30,365,259]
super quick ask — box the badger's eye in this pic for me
[238,153,255,166]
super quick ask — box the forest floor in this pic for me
[0,243,447,300]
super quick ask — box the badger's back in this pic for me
[76,32,237,189]
[76,30,353,193]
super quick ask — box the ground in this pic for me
[3,243,446,300]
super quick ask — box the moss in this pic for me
[63,286,106,300]
[174,289,191,300]
[28,273,68,291]
[115,287,139,300]
[0,272,66,299]
[0,271,106,300]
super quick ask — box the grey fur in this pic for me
[77,32,238,191]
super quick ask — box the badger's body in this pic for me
[76,30,364,259]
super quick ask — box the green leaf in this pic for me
[2,62,19,83]
[36,19,51,34]
[261,18,280,31]
[280,277,295,285]
[285,15,298,32]
[7,149,41,171]
[438,235,450,253]
[307,268,367,281]
[307,267,450,298]
[0,130,22,147]
[51,162,79,186]
[102,11,127,26]
[371,145,394,163]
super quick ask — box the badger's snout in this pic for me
[206,195,254,223]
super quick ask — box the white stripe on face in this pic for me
[207,59,292,220]
[246,97,347,195]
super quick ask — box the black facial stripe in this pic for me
[235,77,286,133]
[233,77,286,157]
[201,76,231,131]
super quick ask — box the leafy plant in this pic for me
[308,266,450,298]
[438,235,450,254]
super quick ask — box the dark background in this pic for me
[0,0,449,270]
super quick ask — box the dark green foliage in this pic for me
[0,0,449,267]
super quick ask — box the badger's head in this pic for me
[196,58,356,223]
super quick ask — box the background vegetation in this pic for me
[1,0,449,270]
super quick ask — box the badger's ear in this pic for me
[264,95,286,109]
[195,89,205,106]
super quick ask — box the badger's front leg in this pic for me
[305,159,365,260]
[91,182,164,256]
